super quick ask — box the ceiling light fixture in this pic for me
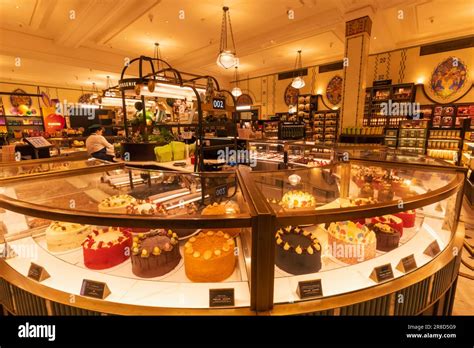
[216,6,238,69]
[231,66,242,97]
[291,50,305,89]
[104,76,115,97]
[91,82,101,104]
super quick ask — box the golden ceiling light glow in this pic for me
[291,50,305,89]
[416,77,425,84]
[217,7,238,69]
[231,66,242,97]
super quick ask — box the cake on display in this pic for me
[359,182,374,199]
[392,179,412,196]
[340,197,378,208]
[352,167,385,190]
[126,199,199,236]
[371,215,404,236]
[45,221,91,252]
[377,183,394,202]
[327,221,376,264]
[275,226,322,275]
[201,201,241,237]
[82,227,132,269]
[126,199,167,215]
[395,210,416,228]
[201,201,240,215]
[340,197,377,224]
[366,223,401,252]
[131,229,181,278]
[184,231,236,282]
[98,194,136,214]
[280,190,316,209]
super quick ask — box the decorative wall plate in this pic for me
[429,57,469,101]
[326,75,343,105]
[284,83,299,106]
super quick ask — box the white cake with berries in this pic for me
[45,221,91,252]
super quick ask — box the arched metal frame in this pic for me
[118,56,238,203]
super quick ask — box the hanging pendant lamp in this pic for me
[291,50,305,89]
[217,7,238,69]
[231,66,242,97]
[104,76,115,97]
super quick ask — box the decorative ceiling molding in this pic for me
[28,0,58,31]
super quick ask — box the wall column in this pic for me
[340,15,372,128]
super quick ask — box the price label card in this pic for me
[296,279,323,299]
[27,262,50,282]
[369,263,394,283]
[396,254,417,273]
[80,279,111,300]
[209,288,234,307]
[423,240,441,257]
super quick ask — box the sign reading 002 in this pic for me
[212,97,226,110]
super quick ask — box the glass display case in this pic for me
[243,158,465,314]
[0,156,466,315]
[0,165,255,314]
[0,157,117,182]
[247,139,332,171]
[335,145,454,167]
[287,141,333,167]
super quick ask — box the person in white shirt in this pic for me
[86,125,115,161]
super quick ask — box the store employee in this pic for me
[86,125,115,162]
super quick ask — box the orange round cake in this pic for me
[201,201,241,237]
[184,231,236,282]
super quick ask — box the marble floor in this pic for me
[453,198,474,315]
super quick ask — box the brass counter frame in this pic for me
[0,260,254,316]
[0,157,467,315]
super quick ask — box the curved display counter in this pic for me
[0,155,466,315]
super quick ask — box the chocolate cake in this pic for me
[367,223,401,252]
[131,229,181,278]
[126,199,198,237]
[275,226,322,275]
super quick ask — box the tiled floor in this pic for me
[453,198,474,315]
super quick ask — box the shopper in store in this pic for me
[86,124,115,162]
